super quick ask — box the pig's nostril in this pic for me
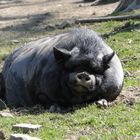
[77,75,82,80]
[85,77,90,81]
[77,73,90,81]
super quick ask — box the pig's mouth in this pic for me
[73,84,88,92]
[67,83,95,96]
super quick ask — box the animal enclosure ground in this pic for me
[0,0,118,29]
[0,0,140,139]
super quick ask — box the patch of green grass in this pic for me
[1,103,140,139]
[125,77,139,87]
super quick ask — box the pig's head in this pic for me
[53,47,114,97]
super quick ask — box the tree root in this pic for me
[112,0,140,14]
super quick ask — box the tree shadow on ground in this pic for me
[0,0,23,5]
[1,12,54,33]
[0,0,55,35]
[0,0,49,10]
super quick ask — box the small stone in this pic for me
[10,134,41,140]
[57,20,74,29]
[0,130,5,140]
[0,111,14,117]
[92,12,96,15]
[96,99,108,108]
[12,124,42,133]
[128,39,132,44]
[79,4,84,7]
[11,40,20,43]
[46,24,56,31]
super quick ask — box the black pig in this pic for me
[2,28,124,107]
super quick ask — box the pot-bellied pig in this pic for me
[2,28,124,107]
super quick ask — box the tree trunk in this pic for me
[84,0,140,12]
[113,0,140,13]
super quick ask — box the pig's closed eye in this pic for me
[103,64,110,71]
[105,65,110,69]
[91,67,107,75]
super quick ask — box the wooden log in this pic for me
[75,14,140,24]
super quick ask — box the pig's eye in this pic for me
[89,66,104,75]
[104,64,110,71]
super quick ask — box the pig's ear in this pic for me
[53,47,71,61]
[103,52,115,64]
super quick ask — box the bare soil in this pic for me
[0,0,119,30]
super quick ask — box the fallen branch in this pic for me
[75,14,140,24]
[102,22,140,38]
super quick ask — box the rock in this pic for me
[12,124,42,133]
[79,4,84,7]
[0,130,5,139]
[11,40,20,44]
[0,110,14,117]
[46,24,56,31]
[57,20,75,29]
[92,12,96,15]
[0,99,7,110]
[96,99,108,108]
[128,39,132,44]
[10,134,41,140]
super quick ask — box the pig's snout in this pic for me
[75,72,96,90]
[76,72,91,83]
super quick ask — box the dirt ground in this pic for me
[0,0,119,30]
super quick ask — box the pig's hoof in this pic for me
[96,99,108,108]
[48,104,61,113]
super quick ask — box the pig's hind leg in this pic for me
[5,72,33,107]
